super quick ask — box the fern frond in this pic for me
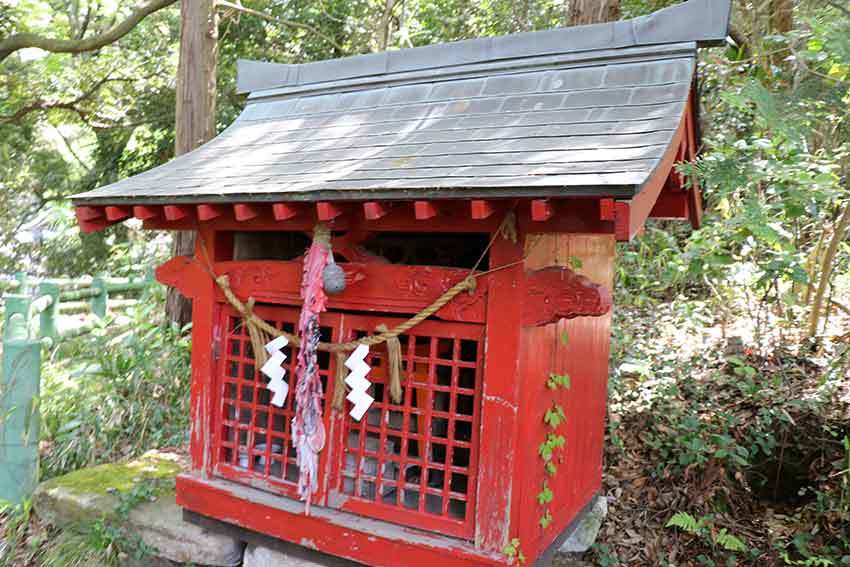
[665,511,701,534]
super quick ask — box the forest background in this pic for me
[0,0,849,565]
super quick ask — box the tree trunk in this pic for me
[568,0,620,26]
[770,0,793,34]
[376,0,397,51]
[166,0,218,327]
[807,203,850,338]
[770,0,793,68]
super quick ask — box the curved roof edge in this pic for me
[237,0,731,95]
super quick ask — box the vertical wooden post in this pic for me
[475,233,526,552]
[37,283,60,342]
[91,276,108,318]
[189,226,224,477]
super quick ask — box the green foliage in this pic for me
[39,287,190,478]
[666,511,705,533]
[546,373,571,390]
[543,404,566,428]
[0,499,34,567]
[536,481,553,505]
[37,523,122,567]
[615,225,693,306]
[502,537,526,565]
[666,512,748,554]
[637,351,820,477]
[591,542,621,567]
[537,432,565,463]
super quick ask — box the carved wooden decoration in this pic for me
[154,256,489,324]
[522,266,612,326]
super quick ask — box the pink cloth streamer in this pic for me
[292,231,330,514]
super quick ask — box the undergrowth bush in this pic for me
[39,286,190,479]
[605,300,850,565]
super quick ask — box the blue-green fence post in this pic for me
[0,313,41,504]
[3,294,31,333]
[14,271,28,295]
[37,282,60,342]
[91,276,108,318]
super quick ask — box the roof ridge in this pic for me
[244,43,696,103]
[237,0,730,95]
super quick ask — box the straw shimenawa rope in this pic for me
[221,273,475,409]
[219,272,477,354]
[207,210,518,410]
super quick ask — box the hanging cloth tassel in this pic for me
[292,223,332,514]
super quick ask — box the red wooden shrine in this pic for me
[72,1,730,564]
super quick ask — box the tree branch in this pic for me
[0,72,116,124]
[51,123,93,172]
[0,0,177,63]
[831,298,850,317]
[216,0,343,51]
[824,0,850,19]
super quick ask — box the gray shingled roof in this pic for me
[72,0,730,206]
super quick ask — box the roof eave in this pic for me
[70,185,640,207]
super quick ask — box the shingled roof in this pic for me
[72,0,730,207]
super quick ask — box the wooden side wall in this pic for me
[514,234,615,559]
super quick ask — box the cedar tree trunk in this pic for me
[568,0,621,26]
[166,0,218,326]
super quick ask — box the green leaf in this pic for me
[544,404,566,428]
[715,529,747,552]
[547,373,571,390]
[536,482,553,505]
[666,512,702,534]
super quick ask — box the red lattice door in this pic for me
[212,303,484,539]
[327,314,484,540]
[213,304,340,502]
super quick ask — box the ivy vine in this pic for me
[503,344,572,564]
[503,537,527,565]
[538,370,571,529]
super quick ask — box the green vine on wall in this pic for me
[538,369,570,530]
[503,538,527,565]
[502,345,572,564]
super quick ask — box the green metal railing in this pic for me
[0,272,155,504]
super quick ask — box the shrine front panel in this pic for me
[211,302,485,540]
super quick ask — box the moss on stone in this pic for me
[39,451,182,497]
[33,451,186,527]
